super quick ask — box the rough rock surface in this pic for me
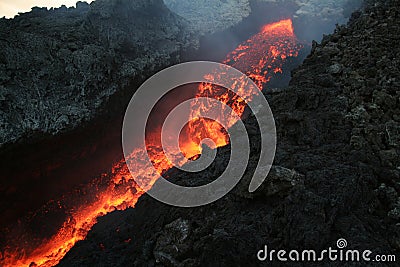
[165,0,363,40]
[0,0,192,147]
[58,0,400,266]
[164,0,251,35]
[0,0,364,149]
[260,0,362,20]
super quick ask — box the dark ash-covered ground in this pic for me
[57,0,399,266]
[0,0,193,147]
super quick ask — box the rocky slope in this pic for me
[0,0,193,147]
[58,0,400,266]
[0,0,363,149]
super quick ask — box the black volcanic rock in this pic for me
[0,0,192,147]
[57,0,400,266]
[0,0,364,149]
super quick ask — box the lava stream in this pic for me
[1,19,301,267]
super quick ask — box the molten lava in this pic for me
[1,19,301,267]
[185,18,300,157]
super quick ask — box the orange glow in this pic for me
[185,18,300,157]
[1,19,301,267]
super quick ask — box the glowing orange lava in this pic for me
[1,19,301,267]
[185,18,300,157]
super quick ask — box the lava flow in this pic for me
[1,19,301,267]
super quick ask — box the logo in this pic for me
[122,61,276,207]
[257,238,397,263]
